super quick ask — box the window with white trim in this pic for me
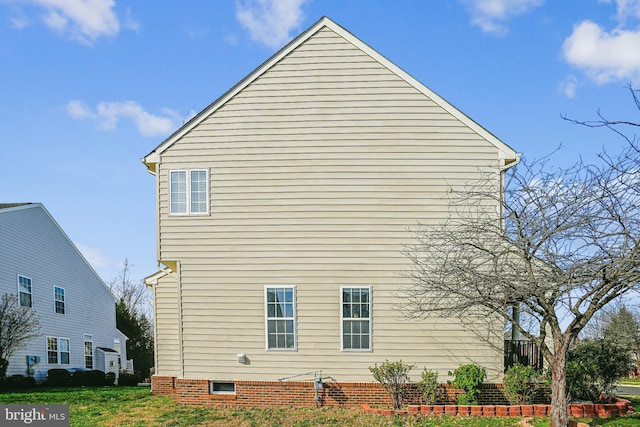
[169,169,208,214]
[54,286,65,314]
[114,339,122,369]
[47,337,70,364]
[84,334,93,369]
[265,286,296,350]
[18,275,32,307]
[341,287,371,351]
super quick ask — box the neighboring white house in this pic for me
[0,203,128,381]
[142,17,518,406]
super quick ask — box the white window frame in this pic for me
[53,286,65,314]
[210,381,236,394]
[18,275,32,307]
[264,286,297,351]
[47,336,70,365]
[114,339,122,369]
[169,169,209,215]
[340,286,372,352]
[84,334,93,369]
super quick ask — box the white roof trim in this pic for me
[143,16,516,163]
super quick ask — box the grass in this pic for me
[1,387,640,426]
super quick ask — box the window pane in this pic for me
[47,337,57,351]
[19,276,32,307]
[190,170,207,213]
[20,292,32,307]
[60,339,69,352]
[342,288,371,350]
[170,171,187,213]
[55,301,65,314]
[19,276,31,292]
[61,352,69,364]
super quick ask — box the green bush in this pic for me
[369,359,414,409]
[46,369,71,387]
[118,373,138,386]
[105,372,116,386]
[0,375,36,390]
[566,339,632,402]
[503,364,541,404]
[449,364,486,405]
[417,368,439,404]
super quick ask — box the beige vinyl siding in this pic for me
[154,274,181,377]
[154,26,504,382]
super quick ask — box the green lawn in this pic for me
[1,387,640,426]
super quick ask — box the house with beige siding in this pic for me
[142,17,518,406]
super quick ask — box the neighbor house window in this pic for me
[114,339,122,369]
[47,337,70,364]
[265,286,296,350]
[84,334,93,369]
[169,169,208,214]
[341,287,372,351]
[18,275,32,307]
[54,286,65,314]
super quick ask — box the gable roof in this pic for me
[0,202,119,303]
[142,16,517,173]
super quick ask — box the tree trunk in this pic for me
[550,343,569,427]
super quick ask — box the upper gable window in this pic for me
[18,275,32,307]
[169,169,208,215]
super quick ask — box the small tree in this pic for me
[566,339,632,402]
[417,368,439,405]
[369,359,414,410]
[503,364,542,404]
[116,300,154,379]
[0,293,41,379]
[449,364,486,405]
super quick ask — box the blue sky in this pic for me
[2,0,640,287]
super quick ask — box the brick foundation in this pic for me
[151,376,533,408]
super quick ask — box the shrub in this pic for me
[86,370,107,386]
[118,373,138,386]
[369,359,414,409]
[46,369,71,387]
[105,372,116,386]
[417,368,439,404]
[71,370,88,386]
[503,364,541,404]
[0,375,36,390]
[449,364,486,405]
[566,339,632,402]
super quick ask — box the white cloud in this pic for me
[75,242,118,270]
[67,99,178,137]
[562,20,640,84]
[559,75,578,98]
[33,0,120,45]
[10,10,29,29]
[236,0,308,49]
[462,0,544,36]
[123,6,139,32]
[599,0,640,25]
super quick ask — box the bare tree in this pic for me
[404,143,640,426]
[108,259,151,318]
[0,293,41,379]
